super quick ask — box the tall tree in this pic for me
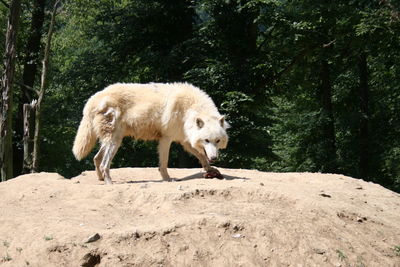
[318,59,337,173]
[183,0,274,168]
[0,0,21,181]
[32,0,61,172]
[358,51,369,180]
[17,0,46,174]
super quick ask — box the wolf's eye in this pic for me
[216,139,220,143]
[205,139,210,143]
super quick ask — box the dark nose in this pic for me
[209,156,217,162]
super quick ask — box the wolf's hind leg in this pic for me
[158,137,172,181]
[99,136,122,185]
[95,106,122,184]
[94,146,106,181]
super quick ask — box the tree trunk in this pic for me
[15,0,45,175]
[32,0,60,172]
[23,101,36,173]
[319,60,337,173]
[20,0,46,104]
[358,52,369,180]
[0,0,21,181]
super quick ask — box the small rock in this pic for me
[74,180,80,184]
[337,212,346,218]
[260,183,264,186]
[313,248,326,255]
[233,224,244,232]
[84,233,101,243]
[355,186,363,190]
[81,251,101,267]
[232,233,242,238]
[357,216,367,222]
[218,221,230,228]
[177,185,183,190]
[319,193,331,198]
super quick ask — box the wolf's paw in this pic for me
[104,178,113,185]
[203,169,224,179]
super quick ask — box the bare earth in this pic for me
[0,168,399,267]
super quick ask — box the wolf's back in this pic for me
[72,107,97,160]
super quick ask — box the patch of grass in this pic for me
[2,241,12,262]
[356,256,366,267]
[44,236,53,241]
[336,249,346,261]
[394,245,400,256]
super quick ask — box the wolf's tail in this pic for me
[72,113,97,160]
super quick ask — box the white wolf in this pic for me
[72,82,229,184]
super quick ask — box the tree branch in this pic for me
[0,0,9,8]
[266,40,336,87]
[270,45,318,84]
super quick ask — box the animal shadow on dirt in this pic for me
[118,172,247,184]
[177,172,247,182]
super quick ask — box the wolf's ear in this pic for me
[220,116,230,129]
[196,118,204,129]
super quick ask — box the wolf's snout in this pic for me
[204,143,218,163]
[209,156,217,163]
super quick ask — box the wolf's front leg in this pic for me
[158,137,173,181]
[181,142,223,179]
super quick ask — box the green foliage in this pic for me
[336,249,347,261]
[3,0,400,192]
[394,245,400,256]
[260,0,400,191]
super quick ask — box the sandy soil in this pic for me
[0,167,399,267]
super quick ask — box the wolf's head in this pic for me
[185,111,230,162]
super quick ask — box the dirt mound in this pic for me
[0,168,399,266]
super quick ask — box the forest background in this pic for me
[1,0,399,193]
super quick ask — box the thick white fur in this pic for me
[72,82,229,184]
